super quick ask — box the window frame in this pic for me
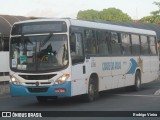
[110,31,122,56]
[96,29,110,56]
[149,36,158,56]
[140,35,149,55]
[121,32,132,56]
[131,34,141,56]
[70,26,85,65]
[84,28,97,55]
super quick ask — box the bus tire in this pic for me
[36,96,48,103]
[84,77,99,102]
[133,71,141,91]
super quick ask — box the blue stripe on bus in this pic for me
[126,58,139,74]
[9,81,71,97]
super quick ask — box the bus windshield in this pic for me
[10,34,68,72]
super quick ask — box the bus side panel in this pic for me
[94,57,112,91]
[141,56,152,84]
[71,61,89,96]
[0,52,9,81]
[118,57,134,87]
[150,55,159,82]
[124,57,140,87]
[0,52,9,73]
[111,57,127,89]
[141,55,159,84]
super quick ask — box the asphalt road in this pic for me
[1,79,160,120]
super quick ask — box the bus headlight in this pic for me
[54,74,70,85]
[10,75,21,85]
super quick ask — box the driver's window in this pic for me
[70,33,84,64]
[70,33,83,57]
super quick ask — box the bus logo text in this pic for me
[102,62,121,71]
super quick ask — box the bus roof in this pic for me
[13,18,156,36]
[69,19,156,36]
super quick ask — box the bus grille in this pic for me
[27,87,48,93]
[19,74,57,80]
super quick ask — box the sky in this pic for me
[0,0,159,19]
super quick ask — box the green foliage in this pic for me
[140,15,160,24]
[100,8,132,22]
[77,9,99,20]
[151,1,160,16]
[140,1,160,24]
[140,2,160,24]
[77,8,132,22]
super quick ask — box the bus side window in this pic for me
[84,29,97,55]
[121,33,131,55]
[111,32,121,55]
[149,36,157,55]
[97,30,109,56]
[140,35,149,55]
[131,34,140,55]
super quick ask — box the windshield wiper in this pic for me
[40,33,53,47]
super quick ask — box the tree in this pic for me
[77,8,132,22]
[151,1,160,16]
[140,1,160,24]
[140,16,160,24]
[99,8,132,22]
[77,9,99,20]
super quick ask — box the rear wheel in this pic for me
[125,71,141,91]
[133,71,141,91]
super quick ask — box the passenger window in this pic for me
[149,36,157,55]
[121,33,131,55]
[111,32,121,55]
[131,34,140,55]
[140,36,149,55]
[84,29,97,55]
[97,30,110,56]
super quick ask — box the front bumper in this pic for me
[10,81,71,97]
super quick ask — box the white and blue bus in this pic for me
[9,19,159,102]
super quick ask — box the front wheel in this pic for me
[83,77,99,102]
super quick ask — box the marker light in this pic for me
[48,52,51,55]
